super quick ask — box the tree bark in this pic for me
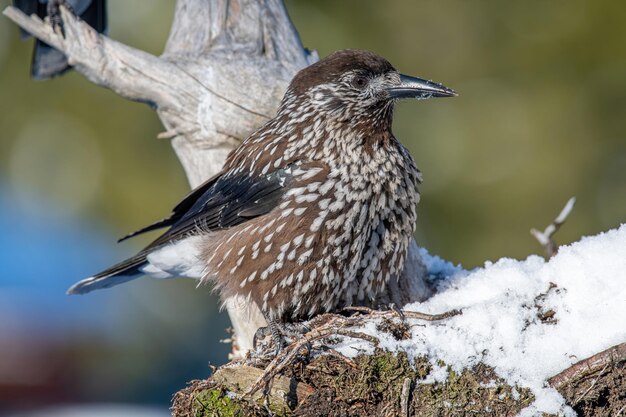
[3,0,432,358]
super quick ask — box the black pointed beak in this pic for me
[388,74,457,99]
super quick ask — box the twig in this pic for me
[402,309,462,321]
[343,306,376,314]
[325,349,358,369]
[334,329,380,344]
[344,306,462,322]
[573,362,609,405]
[401,377,412,417]
[194,395,211,413]
[530,196,576,258]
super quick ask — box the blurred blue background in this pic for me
[0,0,624,413]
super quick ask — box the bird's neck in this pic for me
[277,90,396,135]
[271,109,400,169]
[223,104,404,180]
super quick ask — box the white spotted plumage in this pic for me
[77,49,446,324]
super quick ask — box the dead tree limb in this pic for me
[548,342,626,415]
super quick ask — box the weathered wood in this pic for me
[172,351,535,417]
[549,343,626,416]
[214,365,315,405]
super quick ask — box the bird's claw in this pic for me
[388,302,406,321]
[273,337,287,356]
[253,322,287,356]
[47,0,75,37]
[253,325,272,350]
[253,320,310,357]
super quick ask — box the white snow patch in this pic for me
[335,224,626,416]
[419,361,449,385]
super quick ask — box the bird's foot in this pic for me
[47,0,75,37]
[386,302,406,320]
[253,326,286,356]
[253,319,311,357]
[253,319,286,356]
[252,325,274,351]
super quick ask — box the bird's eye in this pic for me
[352,76,368,89]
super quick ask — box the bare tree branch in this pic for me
[4,6,185,108]
[531,196,576,258]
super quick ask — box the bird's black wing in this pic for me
[120,167,294,249]
[78,0,107,33]
[117,172,223,242]
[146,168,294,249]
[69,165,297,294]
[13,0,108,79]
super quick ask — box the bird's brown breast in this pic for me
[204,125,420,322]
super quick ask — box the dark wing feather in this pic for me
[119,167,292,250]
[118,173,222,242]
[146,168,293,249]
[13,0,108,79]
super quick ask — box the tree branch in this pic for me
[4,6,185,108]
[531,196,576,258]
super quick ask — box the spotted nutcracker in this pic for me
[69,49,456,328]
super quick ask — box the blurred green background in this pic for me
[0,0,624,412]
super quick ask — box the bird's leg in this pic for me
[261,311,287,356]
[388,302,406,321]
[267,319,286,356]
[255,312,313,356]
[252,325,273,350]
[46,0,75,36]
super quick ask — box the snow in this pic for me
[336,224,626,416]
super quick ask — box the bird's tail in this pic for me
[67,253,148,295]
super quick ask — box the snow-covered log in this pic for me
[173,226,626,416]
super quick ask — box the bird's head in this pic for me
[280,49,456,130]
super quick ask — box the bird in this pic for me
[13,0,107,79]
[68,49,456,337]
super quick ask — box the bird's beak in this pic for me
[388,74,457,99]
